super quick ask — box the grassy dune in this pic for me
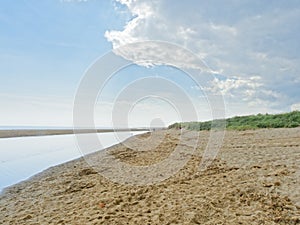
[169,111,300,131]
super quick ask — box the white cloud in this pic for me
[111,41,210,70]
[291,103,300,111]
[106,0,300,114]
[203,75,286,110]
[204,76,263,97]
[105,0,157,48]
[209,23,238,37]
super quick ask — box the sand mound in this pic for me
[0,128,300,224]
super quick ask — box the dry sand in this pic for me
[0,128,300,224]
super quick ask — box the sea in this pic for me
[0,129,146,192]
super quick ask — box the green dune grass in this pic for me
[168,111,300,131]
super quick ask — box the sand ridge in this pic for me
[0,128,300,224]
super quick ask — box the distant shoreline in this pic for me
[0,128,155,139]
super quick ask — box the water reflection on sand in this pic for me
[0,131,145,191]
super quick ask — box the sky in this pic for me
[0,0,300,128]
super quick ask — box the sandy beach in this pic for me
[0,128,300,224]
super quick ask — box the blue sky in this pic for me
[0,0,300,127]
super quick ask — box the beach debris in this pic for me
[65,181,96,193]
[99,202,106,208]
[22,214,33,220]
[274,181,281,186]
[78,168,97,176]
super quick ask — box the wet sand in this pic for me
[0,128,300,224]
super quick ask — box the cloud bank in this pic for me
[105,0,300,115]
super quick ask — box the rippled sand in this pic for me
[0,128,300,224]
